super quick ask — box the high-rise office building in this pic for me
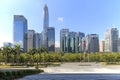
[85,34,99,52]
[48,27,55,51]
[27,30,35,51]
[39,33,43,48]
[104,28,119,52]
[75,32,85,52]
[69,32,76,53]
[81,37,86,52]
[34,33,40,49]
[60,29,85,53]
[118,38,120,52]
[43,4,49,49]
[60,29,69,52]
[13,15,28,52]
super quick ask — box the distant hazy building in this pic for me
[99,40,105,52]
[27,30,35,51]
[13,15,28,51]
[3,42,12,47]
[86,34,99,52]
[60,29,69,52]
[48,27,55,51]
[104,28,119,52]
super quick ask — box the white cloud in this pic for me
[55,41,60,48]
[57,17,64,22]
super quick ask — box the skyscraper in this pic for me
[48,27,55,51]
[104,28,119,52]
[75,32,85,52]
[117,38,120,52]
[27,30,35,51]
[39,33,43,48]
[43,4,49,49]
[60,29,85,53]
[13,15,28,51]
[85,34,99,52]
[69,32,76,53]
[34,33,40,49]
[60,29,69,52]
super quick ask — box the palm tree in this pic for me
[14,45,24,64]
[28,48,37,66]
[42,48,48,66]
[1,46,12,64]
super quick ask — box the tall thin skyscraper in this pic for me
[13,15,28,51]
[43,4,49,48]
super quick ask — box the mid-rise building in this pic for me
[104,28,119,52]
[13,15,28,52]
[85,34,99,52]
[99,40,105,52]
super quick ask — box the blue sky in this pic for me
[0,0,120,47]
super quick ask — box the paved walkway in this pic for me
[41,62,120,73]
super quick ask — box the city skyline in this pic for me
[1,0,120,47]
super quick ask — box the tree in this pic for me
[14,45,24,64]
[1,46,12,64]
[28,48,37,66]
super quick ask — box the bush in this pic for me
[0,69,44,80]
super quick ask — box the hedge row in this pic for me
[0,69,44,80]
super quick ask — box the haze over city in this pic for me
[1,0,120,47]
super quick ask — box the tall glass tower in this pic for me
[13,15,28,51]
[105,28,118,52]
[48,27,55,51]
[43,4,49,48]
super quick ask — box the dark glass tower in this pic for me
[43,4,49,48]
